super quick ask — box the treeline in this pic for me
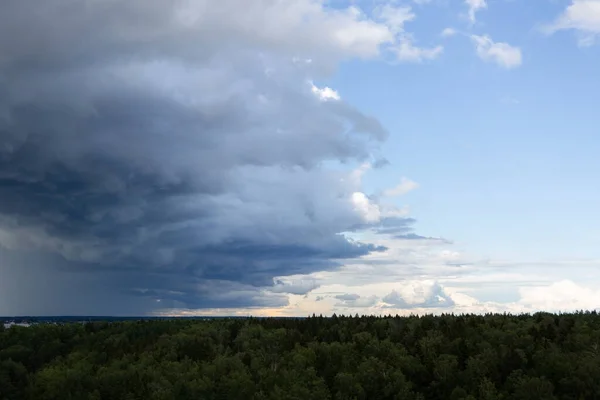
[2,312,600,399]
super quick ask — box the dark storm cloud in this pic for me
[0,0,406,314]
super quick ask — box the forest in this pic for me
[2,312,600,399]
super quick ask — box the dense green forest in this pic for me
[2,312,600,399]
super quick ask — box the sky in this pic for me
[0,0,599,316]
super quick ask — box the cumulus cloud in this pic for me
[465,0,487,24]
[395,37,444,62]
[543,0,600,46]
[0,0,431,315]
[471,34,522,68]
[375,4,416,34]
[311,83,341,101]
[442,280,600,315]
[382,177,419,197]
[517,280,600,312]
[382,280,455,308]
[326,279,600,316]
[375,4,444,63]
[441,28,458,38]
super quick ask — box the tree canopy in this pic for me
[2,312,600,399]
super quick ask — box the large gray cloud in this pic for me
[0,0,415,315]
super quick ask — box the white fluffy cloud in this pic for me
[382,280,454,308]
[395,37,444,62]
[375,4,444,63]
[471,34,522,68]
[517,280,600,312]
[375,4,416,34]
[351,192,383,223]
[446,279,600,315]
[465,0,487,24]
[544,0,600,46]
[311,82,341,101]
[382,177,419,197]
[441,28,458,37]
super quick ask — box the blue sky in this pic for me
[327,0,600,262]
[1,0,600,316]
[291,0,600,316]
